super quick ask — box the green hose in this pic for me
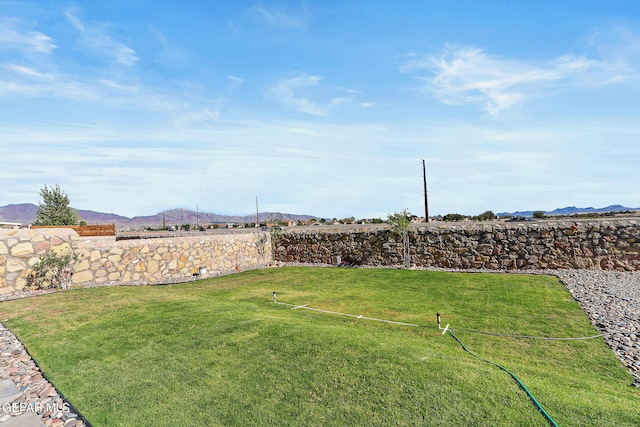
[448,330,560,427]
[276,299,563,425]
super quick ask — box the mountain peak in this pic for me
[497,205,639,217]
[0,204,316,226]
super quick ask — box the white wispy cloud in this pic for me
[64,11,85,32]
[64,11,139,66]
[267,72,328,115]
[148,26,190,66]
[0,18,56,53]
[227,75,245,90]
[2,63,54,80]
[172,107,221,127]
[0,62,61,97]
[266,72,365,116]
[0,61,116,101]
[401,45,593,115]
[249,3,305,29]
[588,25,640,86]
[0,61,220,123]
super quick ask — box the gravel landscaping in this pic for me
[553,269,640,387]
[0,324,86,426]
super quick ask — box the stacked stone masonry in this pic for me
[1,219,639,293]
[0,228,272,293]
[275,219,640,271]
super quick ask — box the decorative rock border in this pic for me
[0,324,87,426]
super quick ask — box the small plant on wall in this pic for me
[387,209,412,268]
[26,249,78,290]
[269,225,283,262]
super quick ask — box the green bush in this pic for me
[27,249,78,290]
[388,209,412,268]
[443,213,466,222]
[478,210,496,221]
[33,184,80,226]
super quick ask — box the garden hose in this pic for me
[447,329,560,427]
[274,295,626,427]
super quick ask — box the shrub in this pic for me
[387,209,412,268]
[33,184,80,226]
[269,226,283,260]
[478,210,496,221]
[26,249,78,290]
[443,213,466,222]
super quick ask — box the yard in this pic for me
[0,267,637,426]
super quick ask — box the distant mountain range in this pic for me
[1,203,638,226]
[497,205,639,218]
[0,204,316,226]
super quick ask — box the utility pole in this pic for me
[256,197,259,226]
[422,159,429,222]
[196,206,199,229]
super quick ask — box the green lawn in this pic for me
[0,267,638,426]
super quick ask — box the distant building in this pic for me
[0,222,23,229]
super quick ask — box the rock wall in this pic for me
[0,228,272,293]
[275,219,640,271]
[2,219,639,293]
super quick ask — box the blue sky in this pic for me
[1,1,639,219]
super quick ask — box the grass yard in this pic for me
[0,267,638,426]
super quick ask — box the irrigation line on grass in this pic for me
[275,299,617,341]
[447,329,559,427]
[273,299,571,427]
[278,301,421,327]
[454,328,614,341]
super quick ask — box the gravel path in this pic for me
[0,267,637,426]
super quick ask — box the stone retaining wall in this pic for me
[2,219,639,293]
[0,228,272,292]
[275,219,640,271]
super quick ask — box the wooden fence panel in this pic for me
[31,224,115,237]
